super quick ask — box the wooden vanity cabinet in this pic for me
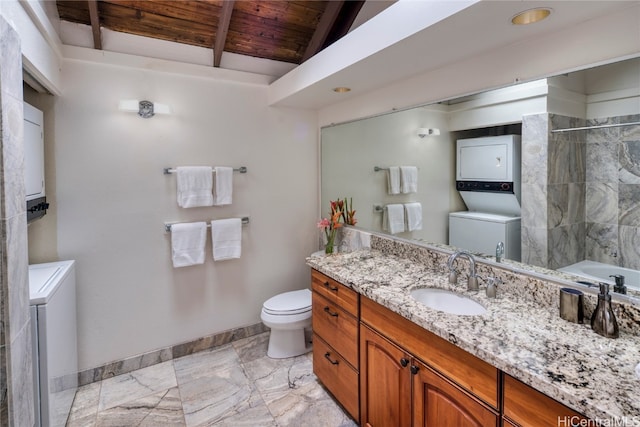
[361,325,498,427]
[360,324,412,427]
[360,297,499,427]
[311,270,360,422]
[503,374,588,427]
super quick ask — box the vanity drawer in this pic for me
[503,374,588,426]
[313,335,359,421]
[360,296,499,409]
[312,291,359,368]
[311,269,358,316]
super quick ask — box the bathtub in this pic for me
[558,260,640,291]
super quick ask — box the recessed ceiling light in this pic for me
[333,87,351,93]
[511,8,552,25]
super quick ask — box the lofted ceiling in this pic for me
[56,0,367,67]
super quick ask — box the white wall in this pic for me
[30,55,318,370]
[0,0,63,93]
[321,106,454,244]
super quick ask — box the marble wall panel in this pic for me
[521,183,547,229]
[0,19,22,102]
[585,222,619,265]
[0,15,33,426]
[586,182,618,224]
[0,96,25,220]
[620,114,640,140]
[619,140,640,184]
[7,324,33,427]
[548,223,584,270]
[5,214,28,343]
[521,226,548,267]
[548,183,585,227]
[586,117,621,143]
[618,184,640,226]
[521,113,548,185]
[586,142,619,183]
[619,225,640,271]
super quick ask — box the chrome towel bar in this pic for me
[165,217,249,233]
[164,166,247,174]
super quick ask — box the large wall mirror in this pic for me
[321,57,640,284]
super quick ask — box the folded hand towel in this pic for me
[400,166,418,194]
[211,218,241,260]
[387,166,400,195]
[176,166,214,208]
[171,222,207,268]
[382,204,405,234]
[213,167,233,206]
[404,202,423,232]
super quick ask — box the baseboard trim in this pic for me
[78,322,269,386]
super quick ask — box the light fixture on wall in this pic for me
[118,100,171,118]
[417,128,440,138]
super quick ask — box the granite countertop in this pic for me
[306,249,640,422]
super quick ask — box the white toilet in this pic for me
[261,288,312,358]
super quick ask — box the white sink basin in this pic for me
[410,288,486,316]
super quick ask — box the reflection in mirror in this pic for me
[321,57,640,288]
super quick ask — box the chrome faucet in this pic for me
[447,250,479,291]
[496,241,504,263]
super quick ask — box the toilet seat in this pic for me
[262,289,311,316]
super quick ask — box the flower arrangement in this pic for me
[317,198,357,254]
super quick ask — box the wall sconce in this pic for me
[417,128,440,138]
[118,100,171,118]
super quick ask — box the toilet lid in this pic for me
[263,289,311,315]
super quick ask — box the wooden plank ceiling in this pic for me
[56,0,365,66]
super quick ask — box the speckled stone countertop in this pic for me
[306,248,640,422]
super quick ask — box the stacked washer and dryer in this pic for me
[449,135,522,261]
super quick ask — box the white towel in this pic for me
[387,167,400,195]
[404,202,423,232]
[213,167,233,206]
[211,218,242,260]
[171,222,207,268]
[382,204,405,234]
[176,166,214,208]
[400,166,418,194]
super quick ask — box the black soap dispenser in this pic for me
[590,283,619,338]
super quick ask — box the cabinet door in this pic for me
[360,325,411,427]
[503,374,588,427]
[413,359,498,427]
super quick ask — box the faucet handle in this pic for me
[485,277,503,298]
[467,274,479,291]
[495,241,505,262]
[448,270,458,284]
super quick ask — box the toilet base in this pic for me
[267,328,312,359]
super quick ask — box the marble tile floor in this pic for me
[66,332,357,427]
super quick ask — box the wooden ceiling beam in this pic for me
[87,0,102,50]
[214,0,235,67]
[301,1,344,62]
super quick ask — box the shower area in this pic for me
[521,112,640,273]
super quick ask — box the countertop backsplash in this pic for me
[337,227,640,336]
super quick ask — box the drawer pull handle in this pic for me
[324,352,339,365]
[324,306,339,317]
[323,281,339,292]
[400,358,409,367]
[410,365,420,375]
